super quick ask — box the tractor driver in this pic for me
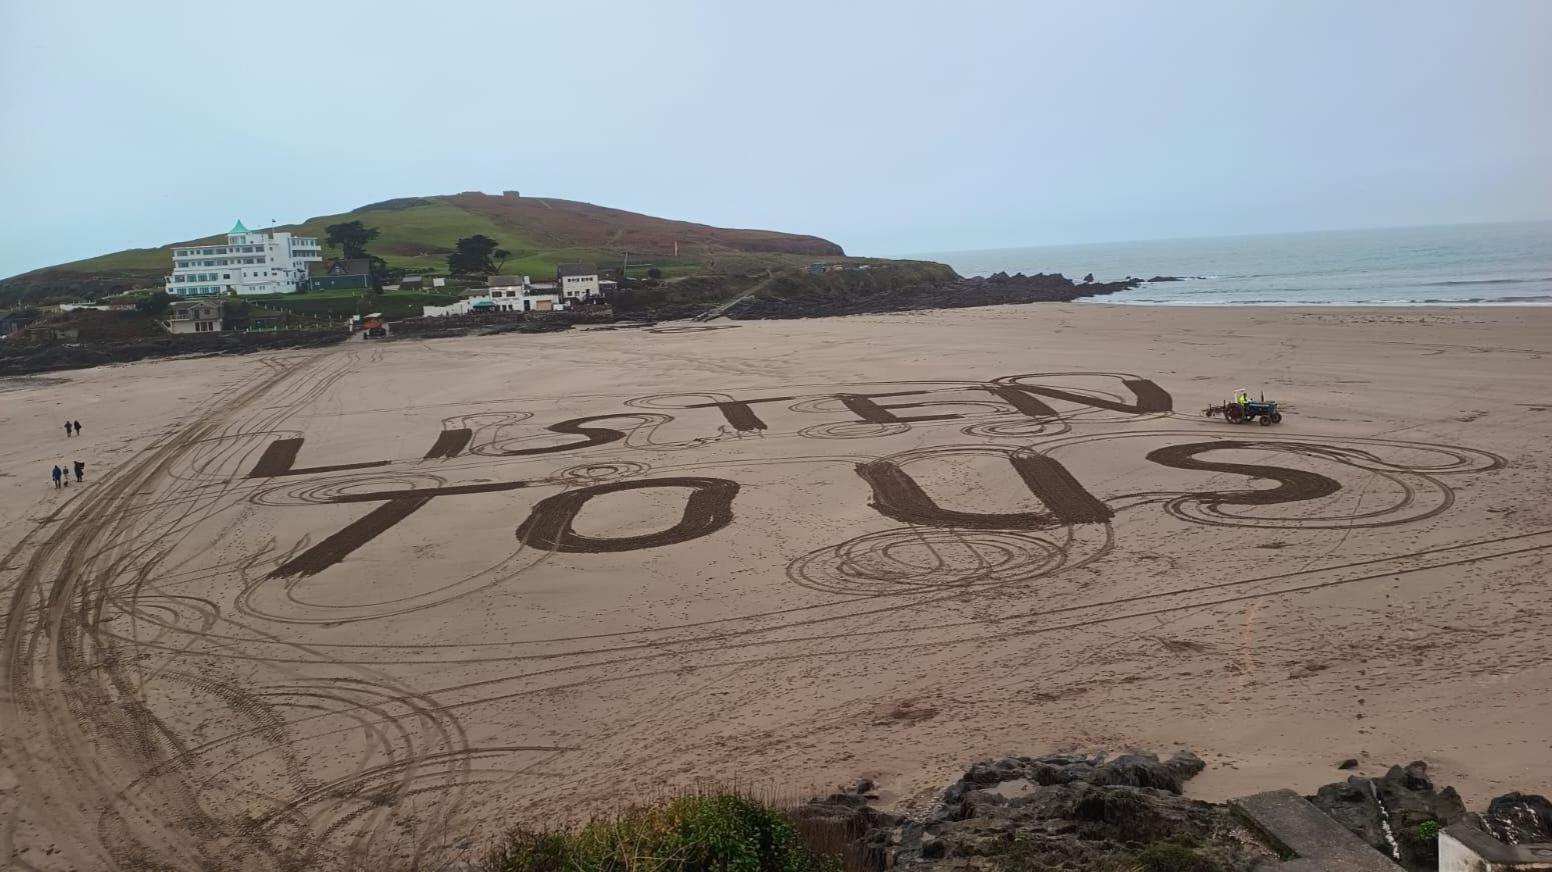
[1234,388,1249,405]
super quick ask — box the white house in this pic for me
[165,299,223,334]
[486,275,527,310]
[421,280,563,317]
[165,220,322,297]
[556,263,600,301]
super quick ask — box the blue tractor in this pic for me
[1204,388,1284,426]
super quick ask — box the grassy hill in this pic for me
[0,192,846,306]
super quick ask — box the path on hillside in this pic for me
[693,272,775,321]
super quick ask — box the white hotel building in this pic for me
[166,220,322,297]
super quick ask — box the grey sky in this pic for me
[2,0,1548,277]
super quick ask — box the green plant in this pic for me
[482,792,842,872]
[1135,839,1219,872]
[1419,820,1441,841]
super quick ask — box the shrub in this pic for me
[1419,820,1441,841]
[483,792,842,872]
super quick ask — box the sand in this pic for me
[1,304,1549,870]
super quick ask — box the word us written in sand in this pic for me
[242,372,1504,582]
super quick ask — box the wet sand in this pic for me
[1,304,1549,870]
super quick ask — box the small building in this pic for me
[486,275,527,308]
[303,258,373,292]
[556,263,599,301]
[18,320,78,342]
[165,300,223,334]
[400,275,424,289]
[432,277,447,288]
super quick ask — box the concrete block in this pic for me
[1439,824,1552,872]
[1230,788,1403,872]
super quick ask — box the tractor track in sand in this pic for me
[0,360,1532,870]
[0,348,542,871]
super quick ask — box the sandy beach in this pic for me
[1,303,1549,870]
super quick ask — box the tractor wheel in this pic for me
[1270,412,1283,424]
[1225,405,1243,424]
[1260,415,1273,426]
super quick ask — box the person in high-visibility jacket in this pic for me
[1234,388,1249,405]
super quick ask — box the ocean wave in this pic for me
[1420,277,1551,287]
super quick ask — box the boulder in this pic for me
[1481,792,1552,844]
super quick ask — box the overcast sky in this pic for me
[2,0,1548,277]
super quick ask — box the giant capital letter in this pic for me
[856,450,1111,529]
[977,376,1172,418]
[491,414,669,456]
[516,477,739,552]
[1145,441,1340,505]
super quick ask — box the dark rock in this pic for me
[798,755,1541,872]
[919,834,945,859]
[1146,275,1185,282]
[1481,792,1552,844]
[1308,761,1466,871]
[814,750,1274,872]
[1339,759,1360,770]
[728,272,1145,320]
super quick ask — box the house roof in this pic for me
[487,275,524,287]
[556,263,596,277]
[230,219,250,234]
[170,299,219,312]
[309,258,373,277]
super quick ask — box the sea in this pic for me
[917,221,1552,306]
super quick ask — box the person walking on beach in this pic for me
[73,460,85,483]
[64,421,73,438]
[73,420,82,436]
[51,465,62,488]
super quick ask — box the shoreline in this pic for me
[1080,298,1552,307]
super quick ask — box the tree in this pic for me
[446,234,500,276]
[325,221,380,259]
[368,256,391,293]
[136,291,172,318]
[221,299,251,330]
[493,249,512,272]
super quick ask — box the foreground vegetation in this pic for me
[482,792,844,872]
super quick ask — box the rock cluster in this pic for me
[729,273,1143,320]
[794,752,1274,871]
[793,753,1552,872]
[1309,761,1466,869]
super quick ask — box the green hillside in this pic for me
[0,192,846,306]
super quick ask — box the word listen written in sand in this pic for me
[250,374,1166,576]
[242,372,1501,581]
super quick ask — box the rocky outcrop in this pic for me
[1479,792,1552,845]
[0,330,350,377]
[795,752,1275,872]
[793,754,1548,872]
[1309,761,1466,871]
[730,272,1142,320]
